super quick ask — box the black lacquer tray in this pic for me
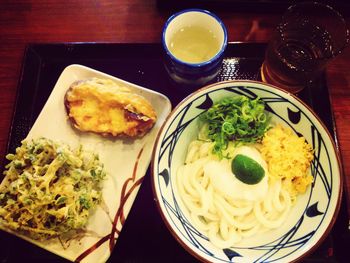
[0,42,348,263]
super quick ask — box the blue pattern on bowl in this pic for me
[152,82,342,262]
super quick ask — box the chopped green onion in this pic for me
[200,95,270,158]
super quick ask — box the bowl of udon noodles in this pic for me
[151,80,343,262]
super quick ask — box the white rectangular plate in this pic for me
[0,64,171,262]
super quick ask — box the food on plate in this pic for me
[176,96,314,248]
[64,78,157,137]
[0,137,106,240]
[199,96,270,158]
[261,124,314,201]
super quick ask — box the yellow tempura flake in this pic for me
[260,124,314,198]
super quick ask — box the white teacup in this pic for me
[162,9,228,87]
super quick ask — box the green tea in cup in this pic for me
[168,25,221,64]
[162,9,227,87]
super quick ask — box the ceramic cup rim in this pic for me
[162,8,228,68]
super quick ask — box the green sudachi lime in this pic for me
[231,154,265,185]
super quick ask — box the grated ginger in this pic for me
[260,124,314,200]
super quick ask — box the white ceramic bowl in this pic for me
[151,80,342,262]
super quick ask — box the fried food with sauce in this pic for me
[64,78,157,137]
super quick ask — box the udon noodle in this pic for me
[176,140,292,248]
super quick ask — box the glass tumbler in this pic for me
[261,2,349,93]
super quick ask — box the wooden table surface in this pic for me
[0,0,349,256]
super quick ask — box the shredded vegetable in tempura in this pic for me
[0,137,106,240]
